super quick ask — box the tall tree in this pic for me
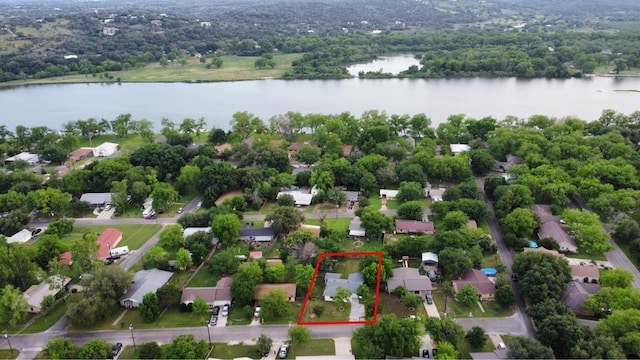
[266,206,304,236]
[289,326,311,344]
[352,314,423,359]
[44,337,77,360]
[139,292,161,322]
[211,213,241,246]
[0,284,28,326]
[260,289,289,320]
[77,339,112,359]
[151,182,179,212]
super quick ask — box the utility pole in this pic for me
[129,324,136,349]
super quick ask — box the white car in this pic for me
[254,306,261,318]
[222,304,229,317]
[278,344,289,359]
[105,204,112,211]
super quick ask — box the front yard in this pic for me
[262,302,302,325]
[210,343,260,359]
[377,292,426,318]
[431,289,513,318]
[457,336,495,359]
[69,306,206,331]
[301,299,351,322]
[306,217,353,232]
[64,224,161,250]
[289,339,336,357]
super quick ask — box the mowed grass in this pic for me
[332,260,361,278]
[301,299,350,322]
[431,289,513,318]
[456,336,495,359]
[0,53,303,87]
[4,301,68,334]
[0,350,19,359]
[377,292,426,317]
[210,343,260,359]
[261,302,302,325]
[64,224,161,250]
[71,306,207,331]
[289,339,336,357]
[306,217,352,232]
[188,265,220,287]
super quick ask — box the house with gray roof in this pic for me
[561,280,601,317]
[119,269,173,308]
[23,275,71,313]
[387,267,433,297]
[239,225,275,242]
[323,272,364,302]
[79,192,113,207]
[349,217,365,238]
[532,204,577,252]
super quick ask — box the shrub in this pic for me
[312,305,325,317]
[393,285,408,298]
[243,305,254,319]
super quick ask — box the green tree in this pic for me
[295,264,315,294]
[44,336,77,360]
[143,245,169,268]
[176,165,201,194]
[231,261,263,306]
[277,193,295,207]
[266,206,305,236]
[595,309,640,357]
[434,342,458,360]
[175,248,193,270]
[561,209,612,253]
[442,210,469,231]
[496,285,515,307]
[40,294,56,315]
[570,335,626,360]
[211,213,241,246]
[0,284,28,326]
[289,325,311,344]
[159,224,184,248]
[536,314,587,359]
[151,182,179,213]
[294,146,321,165]
[138,342,163,359]
[470,150,495,176]
[192,296,209,319]
[263,263,286,283]
[139,292,161,322]
[209,248,241,276]
[260,289,289,320]
[77,339,112,359]
[397,181,426,203]
[156,283,182,309]
[110,179,128,214]
[465,327,487,348]
[333,286,352,303]
[256,334,273,355]
[512,251,572,305]
[600,268,634,288]
[361,206,393,240]
[505,336,554,359]
[352,314,423,358]
[439,248,472,279]
[397,201,425,221]
[165,334,209,360]
[502,208,538,239]
[526,299,573,325]
[425,317,465,346]
[456,284,478,307]
[34,233,65,269]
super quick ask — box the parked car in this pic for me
[278,344,289,359]
[254,306,261,318]
[498,342,506,350]
[197,201,203,207]
[209,316,217,326]
[177,207,183,214]
[105,258,115,265]
[422,349,430,358]
[222,304,229,317]
[105,204,112,211]
[31,228,42,237]
[425,295,433,305]
[109,342,123,359]
[511,274,518,282]
[432,348,438,357]
[213,306,220,316]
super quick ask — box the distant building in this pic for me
[428,188,446,202]
[395,220,435,235]
[4,152,39,164]
[561,280,601,317]
[119,269,173,308]
[277,191,313,206]
[349,217,366,238]
[453,269,496,301]
[93,142,118,157]
[181,277,232,308]
[387,267,433,297]
[450,144,471,155]
[570,265,600,283]
[239,225,275,242]
[532,204,578,252]
[421,252,439,267]
[379,189,399,199]
[7,229,32,244]
[102,26,118,36]
[68,148,93,162]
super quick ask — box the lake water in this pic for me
[1,57,639,131]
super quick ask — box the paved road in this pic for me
[475,176,536,338]
[457,312,530,336]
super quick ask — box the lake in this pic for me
[1,59,639,131]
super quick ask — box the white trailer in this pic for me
[110,246,129,258]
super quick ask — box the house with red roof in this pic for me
[395,219,435,235]
[96,228,123,259]
[453,269,496,301]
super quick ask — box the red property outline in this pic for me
[297,251,383,325]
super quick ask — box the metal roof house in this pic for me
[239,225,275,242]
[450,144,471,155]
[277,191,313,206]
[7,229,32,244]
[79,192,113,207]
[323,272,364,302]
[23,276,71,313]
[387,267,433,297]
[119,269,173,308]
[4,152,39,164]
[421,252,439,267]
[349,217,366,238]
[93,142,119,157]
[379,189,399,199]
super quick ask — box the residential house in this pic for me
[450,144,471,155]
[23,276,71,313]
[102,26,118,35]
[323,273,364,302]
[4,152,39,165]
[239,225,275,242]
[380,189,399,199]
[395,220,435,235]
[7,229,32,244]
[453,269,496,301]
[181,277,232,308]
[183,227,219,246]
[561,281,601,317]
[428,188,446,202]
[68,148,93,162]
[93,142,118,157]
[150,19,162,27]
[349,217,366,238]
[342,145,353,157]
[522,246,565,259]
[255,283,297,302]
[96,228,123,259]
[570,265,600,283]
[277,191,313,206]
[495,154,522,173]
[288,141,319,155]
[119,269,173,308]
[387,267,433,297]
[79,192,113,208]
[421,252,439,267]
[532,204,578,253]
[58,251,72,266]
[292,166,313,176]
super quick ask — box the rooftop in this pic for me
[96,228,123,259]
[454,269,496,295]
[324,272,364,297]
[119,269,173,306]
[570,265,600,278]
[395,219,435,233]
[24,276,71,311]
[79,192,113,205]
[387,267,432,292]
[239,225,275,238]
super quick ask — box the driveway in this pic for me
[334,337,353,356]
[423,301,440,319]
[97,208,115,220]
[349,296,365,321]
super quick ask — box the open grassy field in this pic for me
[0,53,303,87]
[187,265,219,287]
[64,224,161,250]
[332,259,361,278]
[377,292,426,317]
[306,217,352,232]
[301,299,350,322]
[262,302,302,325]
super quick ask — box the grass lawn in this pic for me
[301,300,350,322]
[0,350,19,359]
[289,339,336,357]
[244,201,277,215]
[332,260,361,278]
[64,224,161,250]
[616,240,640,271]
[211,343,260,359]
[227,305,252,326]
[267,238,285,258]
[565,249,607,261]
[23,301,68,333]
[481,253,503,269]
[262,302,302,325]
[456,337,495,359]
[386,200,401,210]
[341,238,383,252]
[187,265,220,287]
[306,217,353,232]
[377,292,426,317]
[76,134,145,153]
[431,289,513,318]
[368,194,382,210]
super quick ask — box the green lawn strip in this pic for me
[262,302,301,325]
[456,336,495,359]
[267,238,284,258]
[386,200,401,210]
[481,253,503,269]
[22,301,68,333]
[188,266,220,287]
[377,292,426,317]
[64,224,161,250]
[305,217,352,231]
[211,343,260,359]
[303,205,317,214]
[289,339,336,357]
[431,289,512,318]
[227,305,252,326]
[0,349,19,359]
[76,134,145,152]
[368,194,382,210]
[301,299,350,322]
[565,249,607,262]
[341,238,383,252]
[332,260,361,278]
[478,221,491,234]
[118,345,137,359]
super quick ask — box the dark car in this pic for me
[209,316,217,326]
[105,258,115,265]
[422,349,430,358]
[425,295,433,305]
[432,348,438,357]
[511,274,518,282]
[213,306,220,316]
[110,342,123,359]
[31,228,42,237]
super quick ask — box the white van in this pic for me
[142,208,155,219]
